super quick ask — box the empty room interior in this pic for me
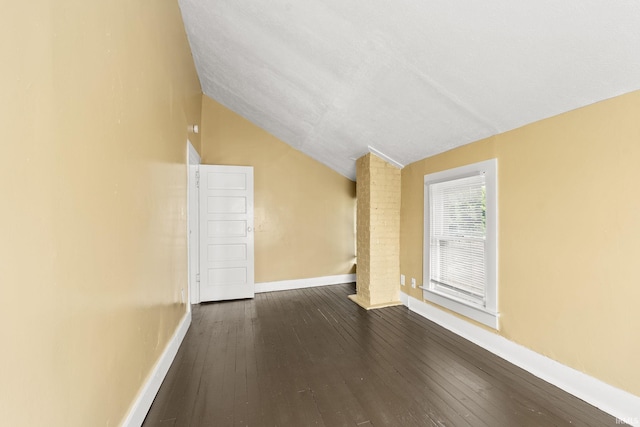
[2,1,640,426]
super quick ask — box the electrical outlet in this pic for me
[181,288,185,303]
[411,278,416,288]
[400,274,405,286]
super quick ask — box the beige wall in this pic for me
[0,1,201,425]
[401,90,640,396]
[201,96,356,283]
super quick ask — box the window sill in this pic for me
[421,287,499,330]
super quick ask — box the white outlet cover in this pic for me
[411,278,416,288]
[401,274,405,286]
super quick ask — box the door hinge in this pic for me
[196,273,200,282]
[195,170,200,188]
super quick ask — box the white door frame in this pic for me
[187,140,201,304]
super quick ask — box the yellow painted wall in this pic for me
[0,1,201,425]
[401,90,640,396]
[201,96,356,283]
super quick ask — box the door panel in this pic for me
[210,267,247,285]
[207,220,247,237]
[208,244,247,262]
[208,172,246,189]
[199,165,254,302]
[207,196,246,214]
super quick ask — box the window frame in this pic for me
[422,159,499,329]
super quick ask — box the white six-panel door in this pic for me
[199,165,255,302]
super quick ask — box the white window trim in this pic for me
[422,159,499,330]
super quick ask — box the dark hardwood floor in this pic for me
[143,283,617,426]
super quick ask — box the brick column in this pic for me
[349,153,402,309]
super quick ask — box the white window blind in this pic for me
[429,174,486,306]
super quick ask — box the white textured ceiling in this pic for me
[179,0,640,179]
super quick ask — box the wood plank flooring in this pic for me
[143,283,618,426]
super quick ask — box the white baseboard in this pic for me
[400,291,640,426]
[399,289,410,306]
[121,310,192,427]
[255,274,356,293]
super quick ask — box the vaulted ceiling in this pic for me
[179,0,640,180]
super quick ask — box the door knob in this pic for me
[247,226,252,232]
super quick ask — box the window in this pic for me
[423,159,498,329]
